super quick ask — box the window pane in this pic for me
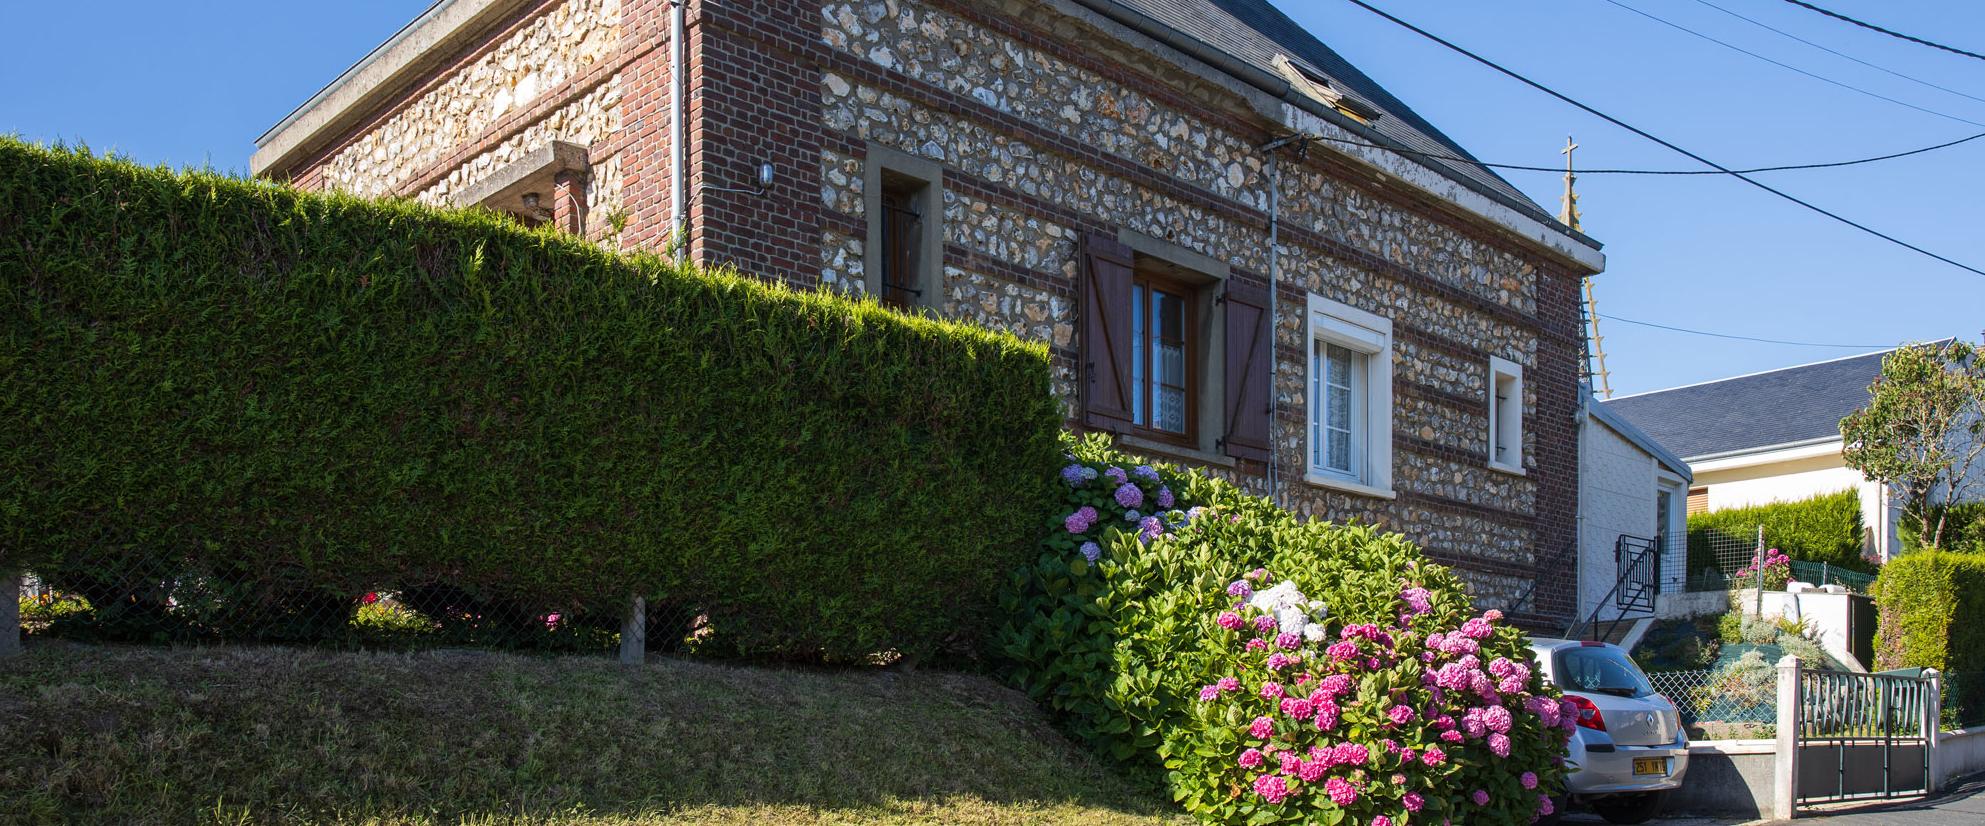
[1328,384,1351,431]
[1131,285,1146,426]
[1327,426,1351,471]
[1326,344,1352,387]
[1157,386,1186,433]
[1311,345,1324,467]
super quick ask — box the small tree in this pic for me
[1841,341,1985,550]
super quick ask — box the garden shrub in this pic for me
[1872,550,1985,674]
[1902,501,1985,553]
[0,139,1063,661]
[1000,434,1567,824]
[1687,489,1868,574]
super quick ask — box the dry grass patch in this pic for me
[0,644,1183,825]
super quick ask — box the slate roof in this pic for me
[1601,348,1914,461]
[1107,0,1563,228]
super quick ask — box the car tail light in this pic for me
[1566,694,1606,731]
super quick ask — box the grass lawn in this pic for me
[0,643,1185,825]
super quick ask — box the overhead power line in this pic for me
[1601,0,1985,129]
[1339,0,1985,280]
[1600,313,1893,348]
[1779,0,1985,63]
[1691,0,1985,108]
[1307,130,1985,175]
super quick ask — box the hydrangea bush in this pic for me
[1172,569,1571,824]
[1000,434,1570,824]
[1732,547,1792,593]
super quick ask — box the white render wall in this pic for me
[1693,443,1897,561]
[1580,416,1665,621]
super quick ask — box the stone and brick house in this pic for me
[252,0,1607,626]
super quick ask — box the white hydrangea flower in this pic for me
[1247,581,1305,613]
[1303,624,1329,642]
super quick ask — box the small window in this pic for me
[1305,294,1393,497]
[878,175,926,308]
[1487,356,1524,474]
[862,144,943,309]
[1687,487,1710,516]
[1129,274,1196,440]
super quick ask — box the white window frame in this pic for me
[1304,293,1394,499]
[1486,355,1525,475]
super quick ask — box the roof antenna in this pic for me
[1562,137,1613,399]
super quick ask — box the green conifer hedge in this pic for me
[0,139,1062,660]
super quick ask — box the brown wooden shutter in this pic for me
[1221,280,1272,461]
[1687,487,1710,516]
[1080,233,1135,432]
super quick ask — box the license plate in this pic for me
[1633,758,1667,776]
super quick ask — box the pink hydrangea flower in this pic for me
[1228,580,1252,598]
[1260,681,1285,700]
[1400,586,1433,614]
[1324,777,1358,806]
[1485,705,1513,734]
[1255,614,1279,633]
[1333,742,1370,766]
[1266,652,1293,670]
[1254,774,1290,804]
[1217,611,1243,630]
[1281,697,1315,720]
[1298,759,1326,782]
[1198,685,1220,701]
[1386,704,1416,726]
[1319,675,1354,696]
[1247,568,1270,582]
[1441,729,1464,743]
[1499,676,1526,694]
[1249,716,1275,738]
[1521,771,1539,790]
[1277,750,1300,774]
[1403,791,1425,812]
[1276,632,1301,650]
[1326,641,1359,661]
[1217,677,1241,693]
[1373,818,1393,826]
[1472,789,1491,806]
[1489,733,1512,758]
[1313,701,1341,731]
[1238,748,1264,768]
[1537,794,1554,815]
[1421,746,1447,766]
[1246,638,1269,652]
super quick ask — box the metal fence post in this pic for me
[1775,655,1801,820]
[618,596,646,666]
[1,571,20,659]
[1925,668,1944,793]
[1755,525,1767,616]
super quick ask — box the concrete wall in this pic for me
[1735,587,1870,671]
[1666,740,1775,818]
[1939,725,1985,786]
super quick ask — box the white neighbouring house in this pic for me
[1575,389,1692,631]
[1602,347,1938,564]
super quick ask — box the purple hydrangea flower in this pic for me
[1122,509,1142,522]
[1132,464,1161,482]
[1138,516,1165,541]
[1104,466,1129,485]
[1114,483,1143,508]
[1227,580,1252,598]
[1079,541,1101,562]
[1154,486,1175,508]
[1060,464,1088,486]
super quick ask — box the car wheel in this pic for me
[1593,791,1664,825]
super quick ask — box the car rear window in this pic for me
[1553,646,1655,698]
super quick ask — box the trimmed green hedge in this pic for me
[1688,489,1869,574]
[0,139,1063,660]
[1874,551,1985,677]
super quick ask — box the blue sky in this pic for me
[4,1,1980,395]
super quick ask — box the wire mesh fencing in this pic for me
[1786,560,1877,595]
[1647,667,1778,740]
[1671,525,1767,593]
[8,543,716,658]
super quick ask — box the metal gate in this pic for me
[1793,666,1939,805]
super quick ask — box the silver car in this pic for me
[1530,638,1690,825]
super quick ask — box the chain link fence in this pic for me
[1671,526,1767,593]
[9,544,717,658]
[1648,667,1778,740]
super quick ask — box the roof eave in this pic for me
[251,0,534,179]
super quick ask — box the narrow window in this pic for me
[1305,294,1394,496]
[1687,487,1710,516]
[878,175,926,309]
[862,144,943,309]
[1129,274,1195,441]
[1487,356,1524,474]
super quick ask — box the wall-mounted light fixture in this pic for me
[697,162,775,196]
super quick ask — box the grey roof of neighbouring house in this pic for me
[1601,347,1923,461]
[1103,0,1567,231]
[1588,391,1692,482]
